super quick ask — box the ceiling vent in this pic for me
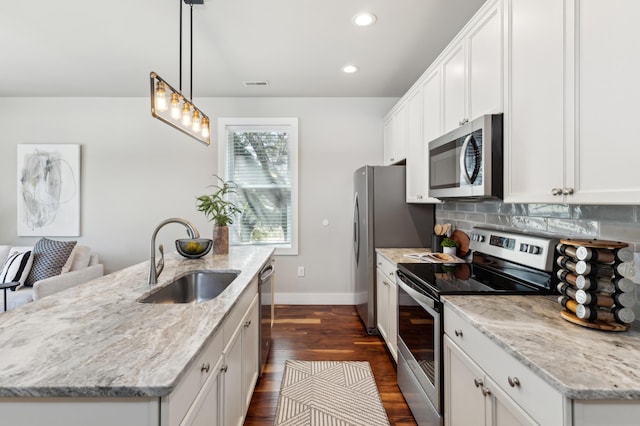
[243,81,270,87]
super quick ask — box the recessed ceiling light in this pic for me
[352,12,377,27]
[342,65,359,74]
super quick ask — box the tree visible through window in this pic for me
[219,118,298,255]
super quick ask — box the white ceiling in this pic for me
[0,0,486,98]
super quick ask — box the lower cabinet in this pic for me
[444,335,536,426]
[376,254,398,361]
[443,304,567,426]
[163,279,260,426]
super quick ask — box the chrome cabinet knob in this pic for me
[551,188,562,196]
[454,329,463,337]
[244,320,251,328]
[562,188,574,195]
[508,376,521,387]
[474,378,484,388]
[201,363,210,373]
[221,365,228,373]
[482,386,492,396]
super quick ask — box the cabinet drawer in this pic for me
[376,254,397,280]
[444,304,566,425]
[224,278,258,347]
[164,330,223,426]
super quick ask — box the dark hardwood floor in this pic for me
[244,305,417,425]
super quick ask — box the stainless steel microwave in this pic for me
[428,113,503,200]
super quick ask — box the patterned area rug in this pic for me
[274,360,391,426]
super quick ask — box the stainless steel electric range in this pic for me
[395,227,559,426]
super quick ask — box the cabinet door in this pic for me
[443,336,486,426]
[383,116,394,166]
[180,355,224,426]
[223,324,243,426]
[376,268,389,341]
[242,296,260,411]
[388,279,398,362]
[423,67,443,145]
[485,376,537,426]
[392,103,408,164]
[504,0,565,203]
[569,0,640,203]
[442,43,467,134]
[406,88,424,202]
[468,0,502,120]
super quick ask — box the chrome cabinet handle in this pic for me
[417,195,423,199]
[482,386,492,396]
[508,376,521,387]
[244,320,251,328]
[390,157,395,162]
[221,365,228,373]
[474,378,484,388]
[551,188,562,196]
[562,188,574,195]
[201,363,210,373]
[454,329,463,337]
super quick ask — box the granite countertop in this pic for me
[0,246,273,398]
[376,248,432,265]
[443,295,640,400]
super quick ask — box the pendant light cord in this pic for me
[190,2,193,101]
[179,0,183,93]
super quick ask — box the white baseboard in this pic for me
[274,292,356,305]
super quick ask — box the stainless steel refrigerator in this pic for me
[353,165,435,334]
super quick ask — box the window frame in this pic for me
[217,117,299,255]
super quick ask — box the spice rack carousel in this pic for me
[555,239,636,332]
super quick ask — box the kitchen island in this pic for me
[443,295,640,425]
[0,246,273,425]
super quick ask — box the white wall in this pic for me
[0,97,396,303]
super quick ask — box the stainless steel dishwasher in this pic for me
[259,260,274,376]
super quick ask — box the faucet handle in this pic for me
[156,244,165,278]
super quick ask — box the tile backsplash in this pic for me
[436,201,640,319]
[435,202,640,251]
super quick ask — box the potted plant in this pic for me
[196,176,243,254]
[440,237,459,256]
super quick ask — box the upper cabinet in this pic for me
[442,0,503,134]
[504,0,640,204]
[383,102,408,165]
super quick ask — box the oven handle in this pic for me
[396,271,439,313]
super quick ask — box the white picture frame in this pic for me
[17,144,81,237]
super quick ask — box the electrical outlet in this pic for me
[297,266,305,277]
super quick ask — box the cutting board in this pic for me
[452,230,470,258]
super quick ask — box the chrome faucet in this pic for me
[149,217,200,285]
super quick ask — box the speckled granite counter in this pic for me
[376,247,432,264]
[443,295,640,400]
[0,246,273,398]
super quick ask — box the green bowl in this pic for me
[175,238,213,259]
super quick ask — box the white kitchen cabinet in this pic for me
[383,101,408,165]
[504,0,640,204]
[441,0,503,135]
[222,293,259,426]
[180,354,224,426]
[444,335,536,426]
[444,304,568,426]
[376,254,398,361]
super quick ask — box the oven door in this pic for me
[397,271,442,426]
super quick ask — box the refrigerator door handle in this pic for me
[353,192,360,264]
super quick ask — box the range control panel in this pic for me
[469,227,559,272]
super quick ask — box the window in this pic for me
[218,118,298,255]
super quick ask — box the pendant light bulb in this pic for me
[192,110,201,132]
[181,102,192,126]
[201,117,210,138]
[170,93,181,120]
[155,81,168,112]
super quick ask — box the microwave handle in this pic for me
[459,134,480,184]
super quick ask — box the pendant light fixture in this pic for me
[150,0,210,145]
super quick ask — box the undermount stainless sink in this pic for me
[139,270,239,304]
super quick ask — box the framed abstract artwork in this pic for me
[17,144,81,237]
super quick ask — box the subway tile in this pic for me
[528,204,570,218]
[474,202,501,214]
[599,222,640,244]
[510,216,548,231]
[498,203,528,216]
[465,212,487,223]
[547,218,598,238]
[572,205,636,222]
[451,202,476,212]
[485,214,513,228]
[450,211,467,221]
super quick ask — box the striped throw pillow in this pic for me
[1,250,34,286]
